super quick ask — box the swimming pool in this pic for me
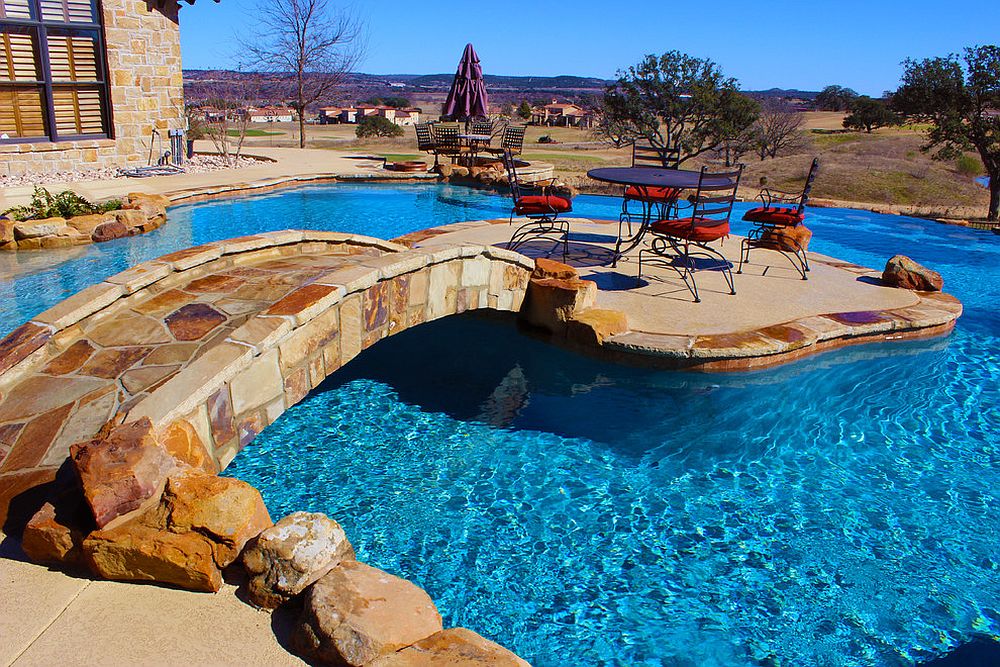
[4,183,998,665]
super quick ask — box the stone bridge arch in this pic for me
[0,230,533,526]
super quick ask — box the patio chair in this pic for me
[637,165,744,303]
[485,125,526,157]
[433,122,471,164]
[415,123,438,167]
[621,140,683,235]
[501,148,572,258]
[737,158,819,280]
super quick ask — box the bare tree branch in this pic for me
[241,0,366,148]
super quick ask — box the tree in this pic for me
[517,101,532,120]
[596,51,760,164]
[842,96,900,133]
[362,96,409,108]
[244,0,364,148]
[356,115,404,138]
[815,85,859,111]
[500,102,514,117]
[892,45,1000,220]
[754,99,806,159]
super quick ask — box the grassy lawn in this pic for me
[378,153,425,162]
[230,129,284,137]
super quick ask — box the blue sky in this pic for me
[179,0,999,96]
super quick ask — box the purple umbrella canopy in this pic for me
[442,43,489,120]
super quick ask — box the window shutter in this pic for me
[0,0,31,20]
[1,30,40,81]
[0,87,46,137]
[39,0,95,23]
[52,84,103,134]
[47,33,97,81]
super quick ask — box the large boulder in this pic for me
[242,511,355,609]
[521,277,597,335]
[90,219,130,243]
[531,257,577,281]
[0,217,15,244]
[293,561,443,666]
[71,418,177,528]
[82,521,222,592]
[882,255,944,291]
[159,473,271,568]
[21,498,91,566]
[368,628,529,667]
[759,224,812,253]
[13,217,68,240]
[76,472,269,591]
[567,308,629,346]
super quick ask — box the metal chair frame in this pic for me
[415,123,438,167]
[501,148,569,259]
[638,165,744,303]
[485,125,526,157]
[737,157,820,280]
[620,141,683,239]
[432,122,470,164]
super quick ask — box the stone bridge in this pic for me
[0,230,535,526]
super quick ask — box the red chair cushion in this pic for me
[514,194,572,215]
[651,217,730,242]
[624,186,680,203]
[743,206,805,226]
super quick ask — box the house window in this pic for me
[0,0,110,142]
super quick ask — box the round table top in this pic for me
[587,166,732,189]
[458,134,492,141]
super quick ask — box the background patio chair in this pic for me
[485,125,526,157]
[415,123,438,167]
[500,148,572,257]
[621,140,683,235]
[638,164,744,303]
[738,157,820,280]
[433,122,471,164]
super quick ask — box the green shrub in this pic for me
[2,186,122,221]
[355,116,404,139]
[537,135,554,144]
[955,154,983,176]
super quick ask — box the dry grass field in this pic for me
[238,112,989,216]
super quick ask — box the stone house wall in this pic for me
[0,0,184,177]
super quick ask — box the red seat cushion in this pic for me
[651,217,730,242]
[514,194,572,215]
[742,206,805,226]
[624,186,680,203]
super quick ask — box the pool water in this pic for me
[3,184,998,665]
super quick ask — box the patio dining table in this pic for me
[457,133,492,164]
[587,166,736,266]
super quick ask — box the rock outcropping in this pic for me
[882,255,944,291]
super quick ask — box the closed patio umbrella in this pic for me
[442,43,489,120]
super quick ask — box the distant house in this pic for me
[531,100,598,128]
[193,107,227,123]
[331,105,420,126]
[318,107,344,124]
[247,106,293,123]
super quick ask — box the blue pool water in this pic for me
[2,184,998,665]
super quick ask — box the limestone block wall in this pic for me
[0,0,184,176]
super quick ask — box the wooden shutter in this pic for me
[47,33,98,81]
[0,30,40,81]
[0,87,46,137]
[52,84,102,134]
[39,0,95,23]
[0,0,32,20]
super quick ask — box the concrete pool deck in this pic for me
[0,537,305,666]
[399,218,962,369]
[0,146,436,211]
